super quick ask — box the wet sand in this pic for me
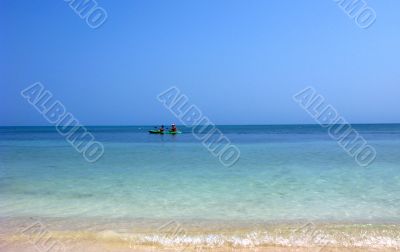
[1,240,397,252]
[1,217,399,252]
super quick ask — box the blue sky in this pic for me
[1,0,399,125]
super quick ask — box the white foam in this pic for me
[115,229,400,249]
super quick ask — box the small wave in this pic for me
[109,225,400,249]
[5,222,400,250]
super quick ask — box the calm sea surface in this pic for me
[1,124,400,248]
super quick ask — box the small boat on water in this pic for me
[148,130,182,134]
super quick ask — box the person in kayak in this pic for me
[170,123,177,132]
[159,125,165,133]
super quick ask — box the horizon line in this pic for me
[1,122,400,127]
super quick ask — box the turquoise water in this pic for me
[1,124,400,223]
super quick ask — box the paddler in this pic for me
[170,123,177,132]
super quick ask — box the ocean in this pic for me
[1,124,400,250]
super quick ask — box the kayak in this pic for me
[149,130,163,134]
[166,131,182,134]
[149,130,182,134]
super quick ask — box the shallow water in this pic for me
[1,125,400,249]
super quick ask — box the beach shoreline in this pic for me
[1,235,398,252]
[1,217,399,252]
[2,242,395,252]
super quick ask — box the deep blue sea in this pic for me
[1,124,400,248]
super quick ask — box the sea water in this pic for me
[1,125,400,249]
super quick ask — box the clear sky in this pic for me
[1,0,399,126]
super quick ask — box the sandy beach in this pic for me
[2,236,398,252]
[1,217,399,252]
